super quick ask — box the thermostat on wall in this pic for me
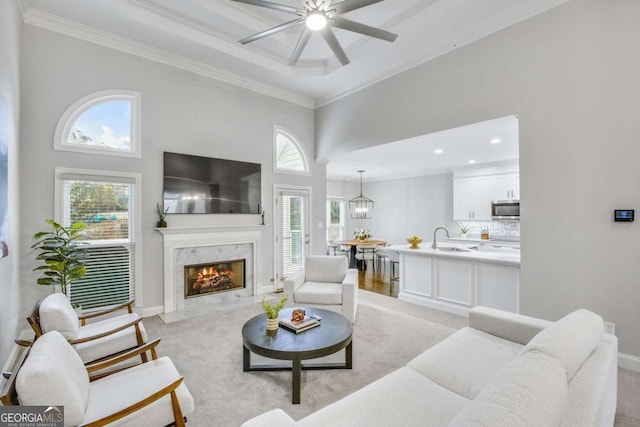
[614,210,634,222]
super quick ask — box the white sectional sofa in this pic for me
[242,306,618,427]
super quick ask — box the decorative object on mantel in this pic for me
[262,294,288,331]
[32,219,87,297]
[291,308,305,323]
[407,235,423,249]
[349,170,374,219]
[458,223,473,239]
[156,202,168,228]
[353,228,372,241]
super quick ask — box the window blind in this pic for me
[61,178,135,310]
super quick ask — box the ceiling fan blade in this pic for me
[289,28,312,66]
[333,0,384,15]
[231,0,300,15]
[320,27,350,65]
[239,18,304,44]
[332,16,397,42]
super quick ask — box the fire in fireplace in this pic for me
[184,259,245,298]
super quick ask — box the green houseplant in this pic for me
[156,202,168,228]
[262,294,288,330]
[32,219,88,296]
[458,223,473,238]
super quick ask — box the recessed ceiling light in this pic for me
[434,149,443,154]
[490,138,502,144]
[306,12,327,31]
[468,160,476,164]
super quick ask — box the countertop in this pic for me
[389,242,520,266]
[447,237,520,245]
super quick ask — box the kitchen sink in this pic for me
[437,246,474,252]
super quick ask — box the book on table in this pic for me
[279,316,320,334]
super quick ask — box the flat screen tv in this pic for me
[163,152,261,214]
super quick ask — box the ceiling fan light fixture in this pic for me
[305,12,327,31]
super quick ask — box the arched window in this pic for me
[274,126,309,175]
[54,90,141,158]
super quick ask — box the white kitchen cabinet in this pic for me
[491,173,519,201]
[397,247,520,316]
[453,177,491,220]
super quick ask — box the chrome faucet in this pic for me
[432,227,450,249]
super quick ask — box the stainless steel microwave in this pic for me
[491,200,520,220]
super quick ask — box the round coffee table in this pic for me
[242,307,353,404]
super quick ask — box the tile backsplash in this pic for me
[456,220,520,240]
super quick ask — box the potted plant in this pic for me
[156,202,168,228]
[458,223,473,238]
[32,219,88,297]
[262,294,288,331]
[353,228,372,241]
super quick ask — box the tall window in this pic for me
[274,126,309,175]
[54,90,141,158]
[327,198,346,242]
[56,168,141,310]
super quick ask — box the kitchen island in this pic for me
[391,242,520,316]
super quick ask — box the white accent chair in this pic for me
[284,255,358,323]
[29,293,148,366]
[5,331,194,426]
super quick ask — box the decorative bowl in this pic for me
[407,237,423,249]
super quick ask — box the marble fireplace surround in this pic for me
[157,226,262,314]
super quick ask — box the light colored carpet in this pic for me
[144,291,640,427]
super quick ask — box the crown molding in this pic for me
[315,0,572,107]
[22,7,315,109]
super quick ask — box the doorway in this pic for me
[274,186,310,290]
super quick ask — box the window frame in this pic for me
[54,90,142,158]
[326,197,346,243]
[273,125,310,176]
[54,167,143,307]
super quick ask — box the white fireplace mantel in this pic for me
[158,227,263,313]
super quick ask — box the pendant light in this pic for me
[349,170,374,219]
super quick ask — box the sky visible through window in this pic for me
[70,100,131,150]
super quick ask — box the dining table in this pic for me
[334,239,387,269]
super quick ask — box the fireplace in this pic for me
[184,259,245,298]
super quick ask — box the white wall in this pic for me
[329,175,456,245]
[19,26,320,317]
[317,0,640,358]
[0,0,22,367]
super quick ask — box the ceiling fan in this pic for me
[231,0,398,66]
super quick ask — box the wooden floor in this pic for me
[357,260,398,298]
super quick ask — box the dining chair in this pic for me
[355,244,377,272]
[388,249,400,291]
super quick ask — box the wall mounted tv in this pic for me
[163,152,261,214]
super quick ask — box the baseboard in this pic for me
[618,352,640,372]
[398,292,469,317]
[136,305,164,318]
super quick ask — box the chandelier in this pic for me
[349,170,374,219]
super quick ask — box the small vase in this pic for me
[460,233,467,239]
[266,317,279,331]
[156,220,167,228]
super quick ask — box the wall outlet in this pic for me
[604,321,615,335]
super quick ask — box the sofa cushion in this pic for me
[520,309,603,380]
[16,331,90,427]
[406,327,523,399]
[448,351,568,427]
[242,409,297,427]
[74,313,148,363]
[298,367,470,427]
[39,293,79,339]
[294,282,343,305]
[304,255,347,283]
[84,356,195,426]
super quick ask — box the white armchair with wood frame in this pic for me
[283,255,358,323]
[26,293,148,368]
[1,331,194,426]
